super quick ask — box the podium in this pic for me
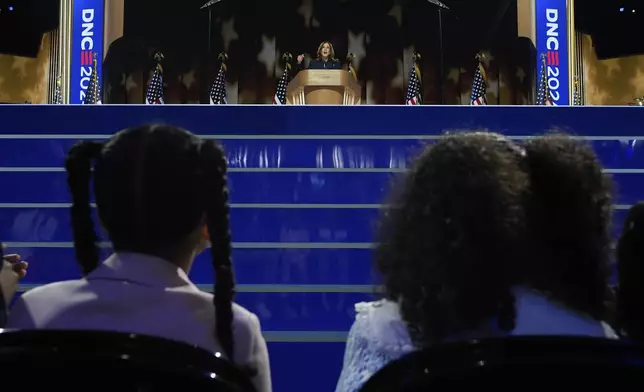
[286,70,362,105]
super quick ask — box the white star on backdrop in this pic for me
[11,57,29,78]
[366,80,376,104]
[460,92,470,105]
[180,70,196,90]
[391,59,403,88]
[125,74,138,93]
[221,18,239,52]
[481,51,494,67]
[515,67,526,83]
[275,50,284,76]
[486,78,499,98]
[604,60,621,77]
[402,45,415,85]
[227,81,239,104]
[629,68,644,92]
[499,71,507,89]
[447,67,461,84]
[297,0,314,28]
[0,75,6,100]
[585,84,609,105]
[257,34,276,76]
[388,4,402,26]
[347,31,366,71]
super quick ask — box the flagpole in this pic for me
[201,0,224,103]
[426,0,450,105]
[438,8,444,104]
[208,8,212,58]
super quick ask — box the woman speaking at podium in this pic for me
[297,41,342,70]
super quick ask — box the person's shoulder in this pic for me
[355,299,400,320]
[7,280,88,328]
[231,302,262,336]
[351,299,414,352]
[20,279,88,302]
[180,291,262,335]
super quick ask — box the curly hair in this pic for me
[375,132,529,347]
[65,124,236,360]
[522,134,612,321]
[617,202,644,342]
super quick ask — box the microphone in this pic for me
[200,0,223,9]
[426,0,449,9]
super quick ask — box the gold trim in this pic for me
[567,0,575,104]
[58,0,74,104]
[530,0,537,45]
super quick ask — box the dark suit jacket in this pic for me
[307,59,342,70]
[295,58,342,73]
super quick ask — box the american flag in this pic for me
[145,63,164,105]
[53,76,63,104]
[573,77,582,105]
[273,62,291,105]
[470,55,488,105]
[209,62,227,105]
[536,53,553,106]
[83,53,101,104]
[405,55,422,105]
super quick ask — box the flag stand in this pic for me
[427,0,450,105]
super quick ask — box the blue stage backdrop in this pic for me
[0,105,643,392]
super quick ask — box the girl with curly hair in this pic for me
[616,202,644,342]
[335,133,616,392]
[516,135,615,336]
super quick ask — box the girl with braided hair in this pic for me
[7,124,271,392]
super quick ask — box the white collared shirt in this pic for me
[7,252,271,392]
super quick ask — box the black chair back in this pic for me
[360,336,644,391]
[0,329,255,392]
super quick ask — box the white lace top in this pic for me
[335,288,617,392]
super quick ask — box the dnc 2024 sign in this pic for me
[70,0,104,104]
[536,0,569,105]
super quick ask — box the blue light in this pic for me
[620,7,625,11]
[8,6,13,11]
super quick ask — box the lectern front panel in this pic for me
[306,87,343,105]
[286,70,361,105]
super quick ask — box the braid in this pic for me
[199,140,236,361]
[65,141,104,276]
